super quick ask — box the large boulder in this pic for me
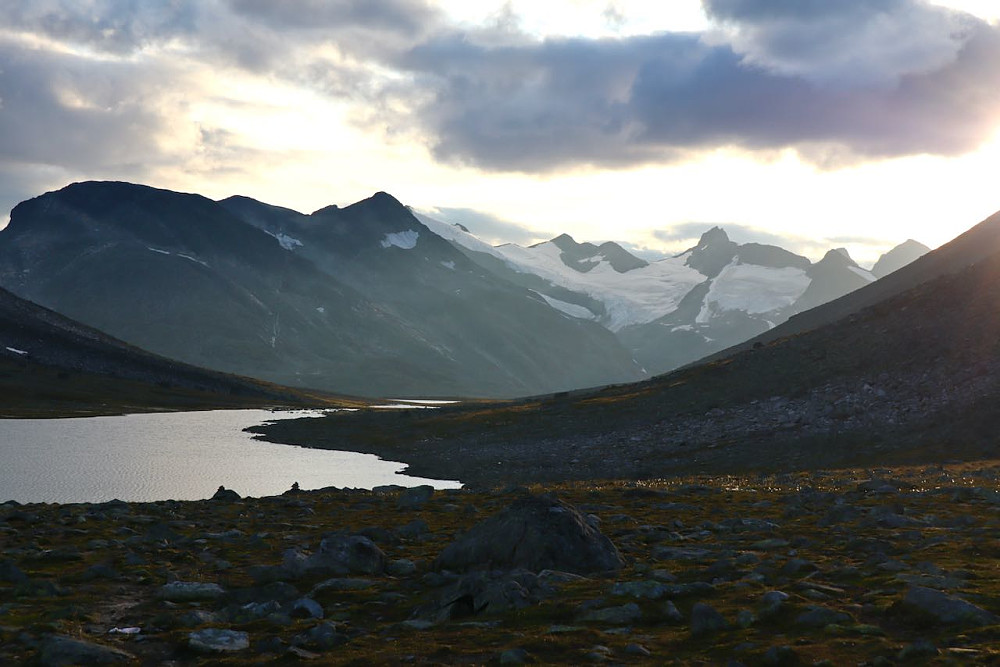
[304,535,387,577]
[901,586,998,626]
[413,570,546,623]
[435,495,623,575]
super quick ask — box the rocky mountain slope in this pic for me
[256,207,1000,487]
[0,182,641,398]
[0,286,349,417]
[419,214,925,374]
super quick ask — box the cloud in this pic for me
[650,222,895,262]
[425,207,553,246]
[226,0,439,34]
[390,12,1000,172]
[0,1,198,55]
[1,0,1000,216]
[702,0,976,87]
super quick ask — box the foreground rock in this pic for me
[188,628,250,653]
[38,636,135,665]
[901,586,999,626]
[435,494,624,574]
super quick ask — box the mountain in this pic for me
[419,215,908,375]
[871,239,931,278]
[257,207,1000,487]
[0,286,347,417]
[0,181,642,398]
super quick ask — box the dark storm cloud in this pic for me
[0,39,183,217]
[0,43,167,170]
[428,207,553,246]
[391,9,1000,171]
[227,0,440,34]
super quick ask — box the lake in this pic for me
[0,409,461,504]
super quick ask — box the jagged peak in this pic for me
[819,248,859,267]
[549,233,579,250]
[697,226,731,248]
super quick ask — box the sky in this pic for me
[2,1,1000,266]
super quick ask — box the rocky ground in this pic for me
[2,462,999,665]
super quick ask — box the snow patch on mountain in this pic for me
[147,247,171,255]
[417,214,505,259]
[381,230,419,250]
[848,265,876,282]
[265,230,303,251]
[177,254,209,267]
[697,262,810,324]
[496,241,705,331]
[5,346,28,355]
[532,291,597,320]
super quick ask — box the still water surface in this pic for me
[0,409,460,504]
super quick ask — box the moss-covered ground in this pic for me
[1,462,998,665]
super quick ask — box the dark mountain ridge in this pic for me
[0,181,642,398]
[0,286,347,417]
[256,207,1000,487]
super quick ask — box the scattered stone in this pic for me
[0,559,29,584]
[901,586,999,626]
[387,559,418,577]
[763,645,799,665]
[691,602,728,636]
[189,628,250,653]
[661,600,684,623]
[398,485,435,509]
[752,539,790,550]
[611,580,669,600]
[435,495,623,575]
[310,578,375,594]
[498,647,529,664]
[292,622,344,651]
[157,581,226,602]
[625,643,651,657]
[291,598,324,620]
[38,635,135,665]
[898,639,939,660]
[211,486,241,501]
[304,535,386,577]
[651,546,714,561]
[794,606,854,628]
[418,570,542,621]
[580,602,642,625]
[177,609,219,627]
[397,519,430,540]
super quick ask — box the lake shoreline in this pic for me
[0,409,459,505]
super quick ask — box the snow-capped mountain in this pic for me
[418,213,922,375]
[0,180,926,398]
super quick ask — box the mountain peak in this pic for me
[549,233,580,251]
[685,227,738,278]
[820,248,858,267]
[872,239,931,278]
[697,226,731,248]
